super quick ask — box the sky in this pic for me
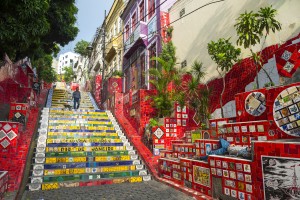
[59,0,114,56]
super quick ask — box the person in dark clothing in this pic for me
[196,139,252,161]
[72,87,81,109]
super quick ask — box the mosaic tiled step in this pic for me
[48,123,113,127]
[29,175,151,191]
[29,94,150,191]
[48,121,112,125]
[32,164,144,176]
[46,142,124,147]
[42,146,133,153]
[47,135,120,139]
[47,131,119,137]
[48,129,116,133]
[48,118,110,122]
[48,127,114,131]
[39,155,138,164]
[44,150,136,157]
[42,160,141,169]
[49,110,107,114]
[48,116,109,120]
[36,170,148,183]
[46,138,123,143]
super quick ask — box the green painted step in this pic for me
[42,170,142,182]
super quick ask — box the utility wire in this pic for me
[102,0,168,46]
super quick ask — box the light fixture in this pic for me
[86,45,93,51]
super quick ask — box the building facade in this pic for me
[104,0,125,78]
[57,52,79,75]
[121,0,176,93]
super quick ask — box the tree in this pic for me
[235,6,281,88]
[74,40,90,57]
[184,61,211,126]
[63,66,75,84]
[0,0,78,60]
[148,38,181,119]
[208,38,241,118]
[33,54,57,83]
[257,6,281,47]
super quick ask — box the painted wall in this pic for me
[169,0,300,82]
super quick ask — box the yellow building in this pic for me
[104,0,125,78]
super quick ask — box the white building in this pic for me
[74,56,88,86]
[57,52,79,74]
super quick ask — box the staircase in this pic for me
[28,87,151,191]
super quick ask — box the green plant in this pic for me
[0,0,78,60]
[148,36,181,118]
[112,70,124,77]
[33,54,57,83]
[235,6,281,88]
[63,66,75,84]
[149,118,159,127]
[208,38,241,118]
[182,61,211,126]
[74,40,90,57]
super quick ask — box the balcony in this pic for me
[105,35,121,62]
[124,21,148,56]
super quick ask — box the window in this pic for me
[181,60,187,68]
[148,0,155,19]
[131,13,137,31]
[140,53,146,88]
[125,24,130,40]
[125,68,131,92]
[180,8,185,18]
[149,43,156,68]
[118,18,122,32]
[149,43,156,89]
[139,1,145,22]
[114,21,118,35]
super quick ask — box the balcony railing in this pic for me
[124,21,148,55]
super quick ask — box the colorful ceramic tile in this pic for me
[241,126,247,133]
[224,187,230,196]
[223,170,229,178]
[193,166,210,187]
[231,189,237,198]
[257,125,264,132]
[246,184,252,193]
[217,169,222,176]
[229,171,236,179]
[245,174,252,183]
[229,162,235,170]
[237,182,245,191]
[211,168,216,175]
[237,172,244,181]
[216,160,222,168]
[210,159,215,167]
[234,126,240,133]
[238,191,245,200]
[236,163,243,171]
[249,125,256,132]
[243,164,251,173]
